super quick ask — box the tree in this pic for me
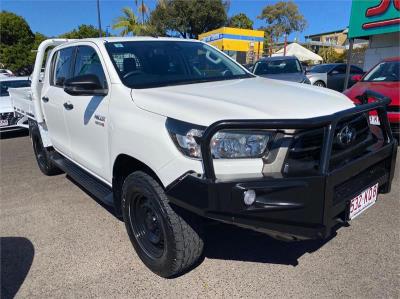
[112,7,145,36]
[60,24,105,39]
[0,11,34,46]
[227,13,253,29]
[258,1,307,42]
[0,11,37,71]
[149,0,228,39]
[318,47,346,63]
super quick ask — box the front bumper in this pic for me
[166,90,398,240]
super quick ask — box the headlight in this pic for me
[166,118,274,159]
[166,118,204,159]
[211,130,273,158]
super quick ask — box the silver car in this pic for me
[252,56,311,84]
[306,63,364,91]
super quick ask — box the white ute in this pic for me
[12,38,397,277]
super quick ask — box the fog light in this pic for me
[243,189,256,206]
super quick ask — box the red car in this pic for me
[344,57,399,140]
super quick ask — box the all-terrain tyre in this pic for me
[122,171,204,278]
[29,120,63,176]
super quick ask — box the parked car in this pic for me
[306,63,364,91]
[344,57,399,140]
[253,56,311,84]
[0,69,14,78]
[0,76,30,133]
[14,38,396,278]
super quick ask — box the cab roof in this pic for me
[66,36,200,45]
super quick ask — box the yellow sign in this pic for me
[199,27,264,53]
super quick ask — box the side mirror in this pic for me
[351,74,362,82]
[64,74,108,96]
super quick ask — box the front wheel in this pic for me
[122,171,204,278]
[314,80,326,87]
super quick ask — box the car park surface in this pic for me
[1,134,399,298]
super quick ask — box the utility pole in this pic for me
[96,0,102,37]
[283,33,288,56]
[141,0,145,24]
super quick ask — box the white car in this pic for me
[13,38,397,277]
[0,69,14,78]
[0,76,30,133]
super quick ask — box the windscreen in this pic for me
[363,61,399,82]
[254,59,302,75]
[105,41,252,89]
[0,80,31,97]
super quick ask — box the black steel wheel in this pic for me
[129,193,165,259]
[29,120,63,176]
[122,171,204,278]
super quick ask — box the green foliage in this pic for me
[60,24,105,39]
[149,0,228,38]
[227,13,253,29]
[0,11,34,45]
[258,1,307,42]
[113,7,143,36]
[318,47,345,63]
[0,11,38,71]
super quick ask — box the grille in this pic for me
[284,113,383,176]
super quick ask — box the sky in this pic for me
[1,0,353,41]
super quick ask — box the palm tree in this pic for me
[112,7,143,36]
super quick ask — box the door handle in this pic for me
[42,96,49,103]
[63,102,74,110]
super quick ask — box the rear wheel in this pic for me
[314,80,326,87]
[29,121,63,176]
[122,171,204,278]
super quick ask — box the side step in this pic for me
[51,154,114,206]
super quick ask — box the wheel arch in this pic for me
[112,154,164,215]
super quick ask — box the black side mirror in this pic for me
[64,74,108,96]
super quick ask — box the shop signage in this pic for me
[349,0,400,38]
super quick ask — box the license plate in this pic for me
[0,119,8,127]
[369,115,380,125]
[349,183,378,220]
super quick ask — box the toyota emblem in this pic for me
[337,125,356,146]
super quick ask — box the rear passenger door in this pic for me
[41,46,75,158]
[63,44,111,181]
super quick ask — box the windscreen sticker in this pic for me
[114,43,124,48]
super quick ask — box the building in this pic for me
[348,0,400,70]
[198,27,264,64]
[305,28,369,55]
[305,29,348,54]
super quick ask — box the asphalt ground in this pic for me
[1,132,399,298]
